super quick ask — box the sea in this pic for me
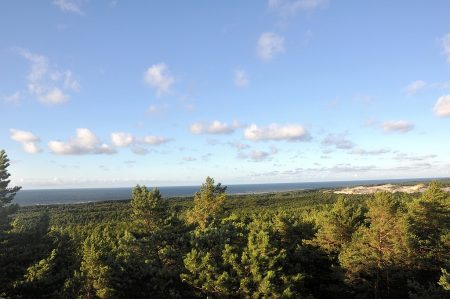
[12,178,439,206]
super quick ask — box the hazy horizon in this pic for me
[2,1,450,189]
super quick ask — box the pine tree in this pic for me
[131,185,168,234]
[0,150,21,207]
[339,192,411,298]
[185,177,227,229]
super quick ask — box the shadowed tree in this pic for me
[0,150,21,208]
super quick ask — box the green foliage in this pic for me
[186,177,227,229]
[0,150,21,207]
[131,185,168,233]
[1,179,449,298]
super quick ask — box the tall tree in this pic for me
[0,150,21,207]
[185,177,227,229]
[131,185,168,233]
[339,192,411,299]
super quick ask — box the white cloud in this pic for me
[52,0,84,15]
[3,91,21,104]
[140,135,171,145]
[18,49,80,105]
[321,134,354,149]
[189,122,204,134]
[39,88,68,105]
[244,123,310,141]
[111,132,134,147]
[189,120,241,135]
[269,0,328,16]
[382,120,414,133]
[144,63,174,96]
[434,95,450,117]
[441,33,450,64]
[257,32,285,61]
[10,129,41,154]
[234,69,249,87]
[48,128,116,155]
[404,80,427,95]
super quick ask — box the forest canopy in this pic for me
[0,172,449,298]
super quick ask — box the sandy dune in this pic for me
[334,183,450,195]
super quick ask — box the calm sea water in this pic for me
[12,178,437,206]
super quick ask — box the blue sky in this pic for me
[1,0,450,189]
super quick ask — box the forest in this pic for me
[0,150,449,299]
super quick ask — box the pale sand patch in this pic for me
[334,183,432,195]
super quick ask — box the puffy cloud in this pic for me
[111,132,171,153]
[48,128,116,155]
[441,33,450,63]
[144,63,174,96]
[111,132,134,147]
[52,0,84,15]
[39,88,68,104]
[257,32,285,61]
[404,80,426,95]
[189,120,241,135]
[433,95,450,117]
[10,129,41,154]
[234,69,249,87]
[269,0,328,16]
[321,134,354,150]
[18,49,80,105]
[382,120,414,133]
[244,123,310,141]
[140,135,171,145]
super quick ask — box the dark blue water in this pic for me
[12,178,439,206]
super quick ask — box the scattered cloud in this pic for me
[183,156,196,162]
[257,32,285,61]
[234,68,249,87]
[382,120,414,133]
[433,95,450,117]
[228,141,250,150]
[18,48,80,105]
[110,132,171,152]
[393,153,437,162]
[353,94,375,104]
[10,129,42,154]
[140,135,171,145]
[268,0,328,16]
[441,33,450,64]
[3,91,22,105]
[52,0,84,15]
[403,80,450,95]
[244,123,310,141]
[238,147,278,162]
[48,128,116,155]
[404,80,427,95]
[144,63,174,96]
[111,132,134,147]
[321,133,354,149]
[190,120,241,135]
[349,148,390,156]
